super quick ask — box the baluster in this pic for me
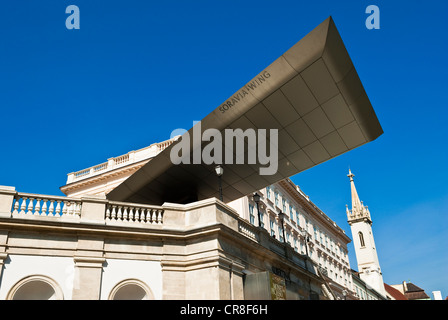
[62,202,68,216]
[123,207,129,221]
[105,205,111,221]
[55,201,61,216]
[41,199,48,215]
[140,208,146,223]
[151,210,156,224]
[27,198,35,215]
[20,197,27,214]
[157,210,163,224]
[34,199,41,216]
[48,200,55,216]
[75,202,81,216]
[129,207,137,221]
[117,206,123,220]
[134,208,140,222]
[111,205,117,220]
[13,197,20,214]
[68,202,75,216]
[145,209,150,223]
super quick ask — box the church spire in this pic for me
[345,169,386,298]
[346,169,371,223]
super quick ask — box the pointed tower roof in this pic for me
[348,169,362,213]
[346,169,371,223]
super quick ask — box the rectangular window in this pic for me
[270,219,275,237]
[289,205,294,221]
[249,203,255,225]
[274,191,279,207]
[282,198,286,213]
[266,186,271,200]
[260,211,265,228]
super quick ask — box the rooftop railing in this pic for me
[66,138,177,184]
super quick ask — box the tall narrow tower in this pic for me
[346,169,386,297]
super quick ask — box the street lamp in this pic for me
[215,165,224,202]
[253,193,262,228]
[342,289,347,300]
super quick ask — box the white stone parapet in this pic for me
[0,186,315,276]
[12,192,82,219]
[105,201,164,225]
[66,137,178,184]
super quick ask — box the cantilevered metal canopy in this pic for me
[107,17,383,205]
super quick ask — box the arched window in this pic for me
[6,275,63,300]
[358,232,365,247]
[108,279,154,300]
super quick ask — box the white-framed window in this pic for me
[359,232,366,247]
[270,219,276,237]
[260,211,265,228]
[249,203,255,225]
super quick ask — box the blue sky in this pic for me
[1,1,447,299]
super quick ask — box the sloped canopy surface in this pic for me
[107,17,383,205]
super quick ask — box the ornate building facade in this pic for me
[0,16,384,300]
[0,138,357,300]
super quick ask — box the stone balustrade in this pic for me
[12,193,82,218]
[105,201,164,224]
[66,137,178,184]
[0,185,316,277]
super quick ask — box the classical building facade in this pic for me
[0,16,384,300]
[0,138,356,300]
[228,179,355,300]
